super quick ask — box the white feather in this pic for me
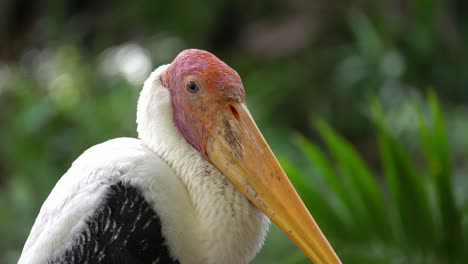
[19,65,269,264]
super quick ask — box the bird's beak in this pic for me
[206,103,341,264]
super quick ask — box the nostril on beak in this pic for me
[229,105,240,120]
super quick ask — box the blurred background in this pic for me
[1,0,467,263]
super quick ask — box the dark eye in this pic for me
[186,81,199,93]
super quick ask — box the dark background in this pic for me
[1,0,467,263]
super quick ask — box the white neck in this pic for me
[136,65,269,264]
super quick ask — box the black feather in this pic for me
[50,183,179,264]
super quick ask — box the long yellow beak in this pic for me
[205,103,341,263]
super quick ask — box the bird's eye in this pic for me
[186,81,199,93]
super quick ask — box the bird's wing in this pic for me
[18,138,182,264]
[49,182,178,264]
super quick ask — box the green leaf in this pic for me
[279,157,349,239]
[314,120,391,242]
[371,100,437,250]
[293,135,354,227]
[417,91,462,259]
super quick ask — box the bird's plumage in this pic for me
[20,49,341,264]
[50,182,176,264]
[20,64,269,264]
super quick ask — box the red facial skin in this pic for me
[161,49,246,158]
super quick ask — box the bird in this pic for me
[19,49,341,264]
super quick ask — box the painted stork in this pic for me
[19,49,340,264]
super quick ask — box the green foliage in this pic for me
[0,45,140,262]
[267,94,466,263]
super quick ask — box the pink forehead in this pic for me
[170,49,243,87]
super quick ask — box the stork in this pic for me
[19,49,340,264]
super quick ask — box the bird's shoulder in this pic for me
[64,137,179,186]
[72,137,161,176]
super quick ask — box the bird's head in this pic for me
[161,49,246,159]
[152,49,340,263]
